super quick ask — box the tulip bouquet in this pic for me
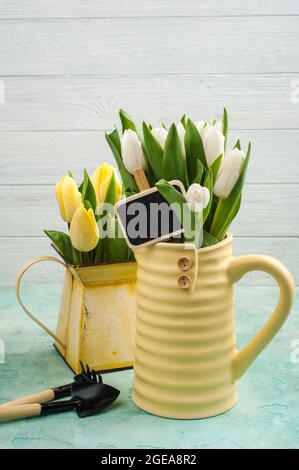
[45,163,133,265]
[44,108,250,263]
[106,109,251,247]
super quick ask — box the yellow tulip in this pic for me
[55,175,82,223]
[92,163,121,205]
[70,204,100,252]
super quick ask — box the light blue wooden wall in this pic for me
[0,1,298,285]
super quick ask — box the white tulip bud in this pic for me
[214,148,245,199]
[186,183,210,213]
[121,129,146,173]
[203,126,225,168]
[151,127,168,149]
[196,121,207,139]
[176,122,186,159]
[213,121,222,132]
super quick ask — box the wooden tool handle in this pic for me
[0,389,55,408]
[0,404,41,423]
[132,167,150,191]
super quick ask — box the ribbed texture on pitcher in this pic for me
[132,235,238,419]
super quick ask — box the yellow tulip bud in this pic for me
[55,175,82,223]
[92,163,121,205]
[70,204,100,252]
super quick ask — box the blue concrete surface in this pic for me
[0,284,298,449]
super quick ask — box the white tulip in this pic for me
[214,148,246,199]
[186,183,210,213]
[176,122,186,159]
[203,126,225,168]
[151,126,168,149]
[214,121,222,132]
[121,129,146,173]
[196,120,206,139]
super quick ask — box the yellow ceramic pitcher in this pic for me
[132,234,295,419]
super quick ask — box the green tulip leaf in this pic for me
[83,200,92,211]
[142,122,164,179]
[146,161,157,187]
[192,158,204,184]
[125,188,137,198]
[103,216,130,263]
[204,195,217,232]
[141,141,158,187]
[202,169,214,223]
[127,248,135,261]
[234,139,241,150]
[105,130,138,193]
[202,230,219,247]
[210,154,222,182]
[44,230,74,264]
[110,125,122,153]
[119,109,137,134]
[103,171,118,206]
[156,179,186,208]
[222,107,228,152]
[185,119,207,182]
[79,169,97,212]
[222,194,242,237]
[156,179,201,246]
[119,109,143,141]
[183,159,190,189]
[180,114,186,128]
[93,239,104,264]
[163,124,186,187]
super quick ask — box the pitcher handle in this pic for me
[228,254,296,381]
[16,256,67,351]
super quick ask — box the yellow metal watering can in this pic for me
[16,256,137,374]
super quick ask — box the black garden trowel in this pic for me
[0,380,120,423]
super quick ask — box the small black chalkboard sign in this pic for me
[115,180,186,249]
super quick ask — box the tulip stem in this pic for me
[76,249,83,266]
[210,197,226,240]
[83,252,90,265]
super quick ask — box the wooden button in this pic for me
[178,257,192,271]
[178,274,191,289]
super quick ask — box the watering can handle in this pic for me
[228,254,296,381]
[16,256,67,351]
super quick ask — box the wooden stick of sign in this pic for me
[132,167,150,191]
